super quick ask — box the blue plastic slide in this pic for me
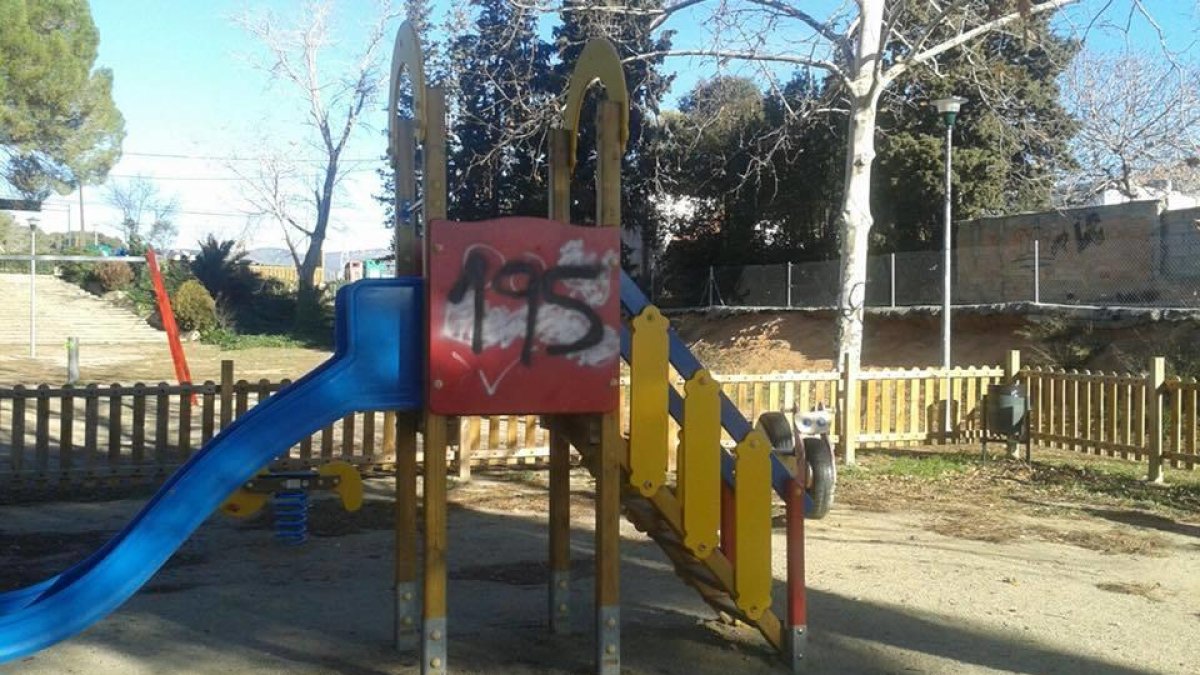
[0,279,425,663]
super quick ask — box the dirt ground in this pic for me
[2,446,1198,675]
[0,342,330,385]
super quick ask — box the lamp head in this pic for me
[932,96,968,128]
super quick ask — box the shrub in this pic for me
[172,280,217,332]
[93,261,135,292]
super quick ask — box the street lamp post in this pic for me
[933,96,966,441]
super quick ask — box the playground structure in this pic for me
[0,24,832,674]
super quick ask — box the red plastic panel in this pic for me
[427,217,621,415]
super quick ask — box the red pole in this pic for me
[785,472,807,671]
[146,248,193,387]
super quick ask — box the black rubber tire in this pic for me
[756,411,795,456]
[803,436,836,520]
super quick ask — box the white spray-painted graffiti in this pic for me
[441,239,619,395]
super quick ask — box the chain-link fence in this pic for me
[653,229,1200,310]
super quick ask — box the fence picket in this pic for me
[155,383,170,465]
[179,389,192,460]
[1171,379,1183,469]
[35,385,50,471]
[11,386,25,473]
[201,382,216,444]
[524,415,538,449]
[84,385,99,469]
[107,384,122,465]
[881,379,894,438]
[342,413,356,458]
[321,423,334,460]
[865,379,878,440]
[61,386,75,472]
[1186,379,1198,469]
[131,384,146,465]
[363,411,376,458]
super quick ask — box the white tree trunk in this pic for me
[835,97,878,372]
[835,0,885,372]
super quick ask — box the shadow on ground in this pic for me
[1,487,1162,675]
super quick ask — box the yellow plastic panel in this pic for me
[733,429,772,619]
[680,370,720,558]
[629,306,669,497]
[319,460,364,512]
[220,489,268,519]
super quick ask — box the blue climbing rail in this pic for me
[0,279,425,662]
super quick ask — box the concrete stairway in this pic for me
[0,274,165,345]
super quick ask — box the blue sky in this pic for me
[31,0,1199,254]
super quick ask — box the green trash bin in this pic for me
[984,383,1029,459]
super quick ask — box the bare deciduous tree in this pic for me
[530,0,1167,371]
[235,0,401,297]
[1061,49,1200,202]
[106,175,179,249]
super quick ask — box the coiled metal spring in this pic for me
[273,489,309,545]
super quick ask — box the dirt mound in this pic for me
[672,310,1036,372]
[671,308,1200,374]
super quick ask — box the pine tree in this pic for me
[0,0,125,198]
[447,0,553,221]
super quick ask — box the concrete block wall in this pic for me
[956,201,1166,304]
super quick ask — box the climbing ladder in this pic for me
[559,272,814,668]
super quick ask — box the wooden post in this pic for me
[394,411,419,649]
[596,413,621,675]
[786,474,806,672]
[219,360,234,429]
[548,418,572,633]
[1147,356,1166,484]
[422,412,448,675]
[382,411,397,458]
[840,354,859,465]
[1005,350,1022,459]
[392,127,421,644]
[547,127,573,634]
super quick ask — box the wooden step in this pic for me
[560,416,784,656]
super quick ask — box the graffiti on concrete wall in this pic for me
[978,211,1107,271]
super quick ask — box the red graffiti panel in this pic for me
[427,217,621,415]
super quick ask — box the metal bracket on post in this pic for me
[597,605,620,674]
[789,625,807,673]
[395,581,418,651]
[422,616,447,675]
[550,569,571,634]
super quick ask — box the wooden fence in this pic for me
[1022,357,1198,474]
[2,351,1194,491]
